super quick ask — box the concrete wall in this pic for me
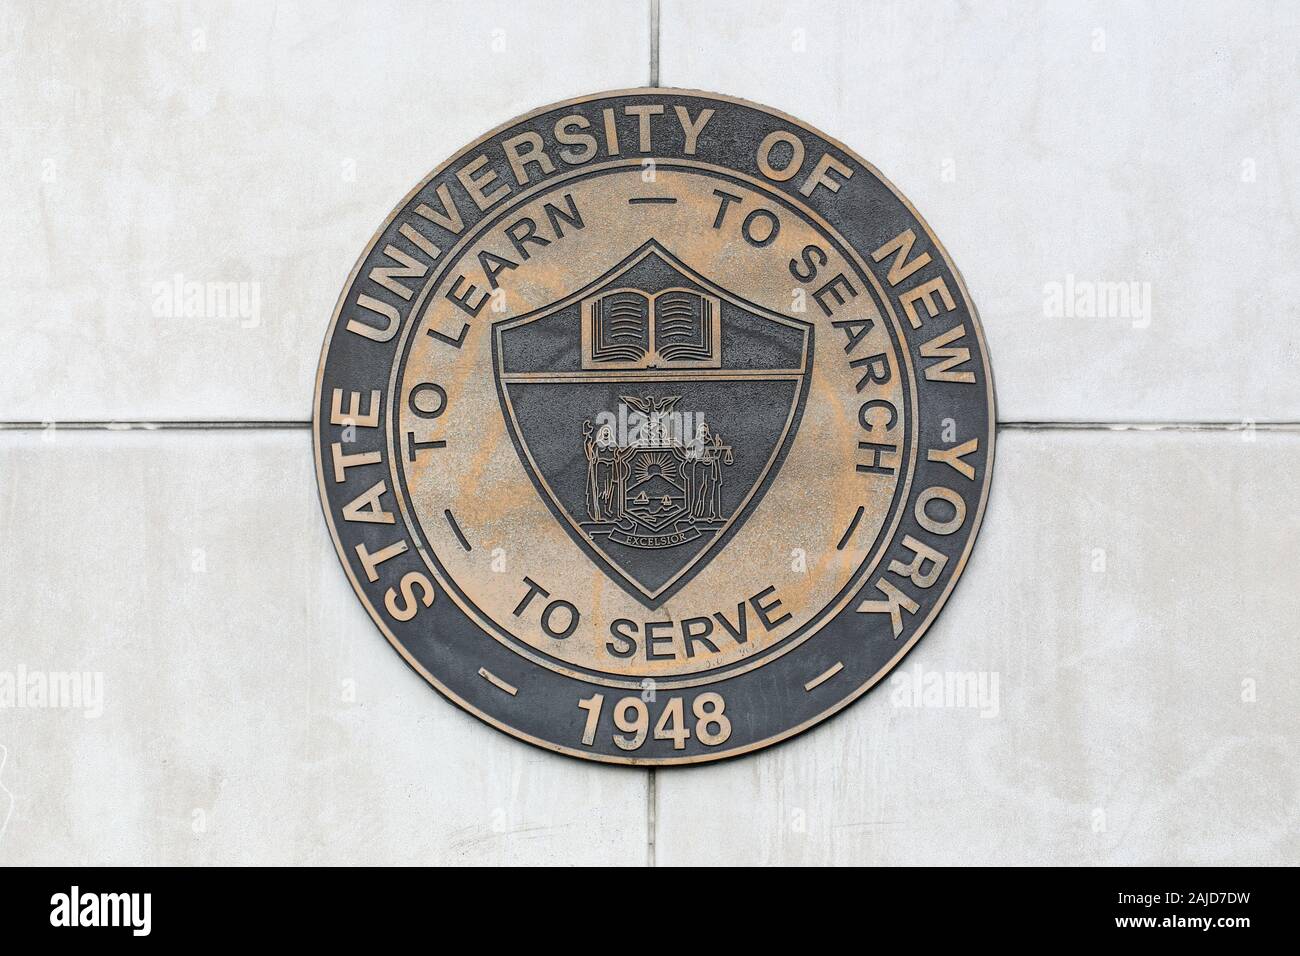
[1,0,1295,865]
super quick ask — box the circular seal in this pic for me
[313,90,996,765]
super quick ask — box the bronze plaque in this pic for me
[313,90,996,764]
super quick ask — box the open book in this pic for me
[582,287,722,369]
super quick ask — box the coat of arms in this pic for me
[492,240,812,605]
[582,395,734,550]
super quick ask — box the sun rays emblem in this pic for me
[633,451,675,483]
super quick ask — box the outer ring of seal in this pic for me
[313,89,997,765]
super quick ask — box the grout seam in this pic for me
[647,767,657,867]
[998,421,1300,432]
[1,421,1297,433]
[0,421,311,431]
[648,0,660,87]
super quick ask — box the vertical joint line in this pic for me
[649,0,660,87]
[647,767,658,866]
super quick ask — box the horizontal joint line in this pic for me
[998,421,1300,432]
[0,420,311,431]
[1,420,1294,433]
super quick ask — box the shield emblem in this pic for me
[492,240,813,607]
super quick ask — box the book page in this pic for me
[654,289,714,363]
[591,290,650,364]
